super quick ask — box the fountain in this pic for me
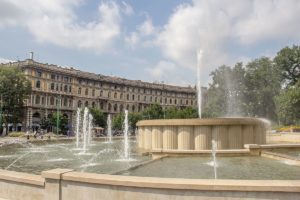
[196,49,203,118]
[75,108,81,148]
[87,114,93,145]
[107,114,112,143]
[82,107,89,153]
[211,140,217,179]
[123,110,130,160]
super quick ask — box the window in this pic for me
[37,71,42,77]
[114,104,117,112]
[36,80,41,88]
[132,94,135,101]
[150,96,152,102]
[114,92,117,99]
[64,98,67,107]
[92,102,95,108]
[78,87,81,95]
[100,90,103,97]
[50,97,55,105]
[51,83,55,90]
[78,100,82,108]
[92,89,95,97]
[120,93,123,99]
[138,95,140,101]
[175,99,177,104]
[108,92,111,98]
[35,95,40,104]
[51,74,56,80]
[132,105,135,112]
[64,85,68,92]
[69,99,72,107]
[144,96,146,101]
[69,86,72,93]
[108,103,111,111]
[127,94,129,100]
[85,88,88,95]
[170,99,172,104]
[85,101,89,107]
[56,84,59,91]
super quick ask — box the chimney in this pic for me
[29,52,34,60]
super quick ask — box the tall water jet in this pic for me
[197,50,203,118]
[123,110,129,159]
[82,107,89,152]
[75,108,81,148]
[107,114,112,143]
[212,140,218,179]
[87,114,93,145]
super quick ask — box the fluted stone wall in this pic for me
[137,118,267,151]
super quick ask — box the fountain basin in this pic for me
[137,118,267,151]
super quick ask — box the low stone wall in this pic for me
[0,169,299,200]
[267,133,300,144]
[137,118,266,151]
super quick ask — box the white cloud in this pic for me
[125,16,157,47]
[122,1,134,15]
[0,0,125,52]
[156,0,300,83]
[146,60,175,79]
[0,58,15,64]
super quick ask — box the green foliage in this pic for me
[274,45,300,86]
[244,57,281,121]
[128,112,143,130]
[165,107,198,119]
[0,67,31,125]
[89,107,106,127]
[112,112,124,130]
[142,103,164,119]
[49,112,68,134]
[40,117,51,130]
[275,80,300,125]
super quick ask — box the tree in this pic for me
[274,45,300,87]
[275,80,300,125]
[202,64,246,117]
[142,104,164,119]
[128,112,143,131]
[49,112,68,134]
[0,67,31,131]
[112,113,124,130]
[89,107,106,127]
[244,57,281,121]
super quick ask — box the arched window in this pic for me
[78,100,82,108]
[85,88,88,95]
[50,96,55,105]
[186,100,188,105]
[132,94,135,101]
[100,102,104,109]
[64,85,68,92]
[155,97,157,102]
[69,85,72,93]
[150,96,152,102]
[170,99,172,104]
[36,80,41,88]
[85,101,89,107]
[114,92,117,99]
[132,105,135,112]
[92,89,95,96]
[114,104,118,112]
[69,99,72,107]
[119,104,123,112]
[175,99,177,104]
[126,105,129,110]
[64,98,68,107]
[100,90,103,97]
[78,87,81,95]
[127,94,129,100]
[51,83,55,90]
[35,95,40,104]
[165,98,167,104]
[108,103,111,111]
[92,102,95,108]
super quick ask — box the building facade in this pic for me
[1,59,207,131]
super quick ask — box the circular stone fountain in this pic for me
[137,118,267,151]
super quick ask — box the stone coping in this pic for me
[259,144,300,149]
[62,171,300,192]
[150,149,250,154]
[0,169,44,186]
[137,118,265,126]
[261,151,300,161]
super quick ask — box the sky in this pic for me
[0,0,300,87]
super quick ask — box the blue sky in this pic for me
[0,0,300,86]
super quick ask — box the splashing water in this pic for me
[124,110,130,160]
[212,140,218,179]
[87,114,93,145]
[197,50,202,118]
[82,107,89,153]
[76,108,81,148]
[107,114,112,143]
